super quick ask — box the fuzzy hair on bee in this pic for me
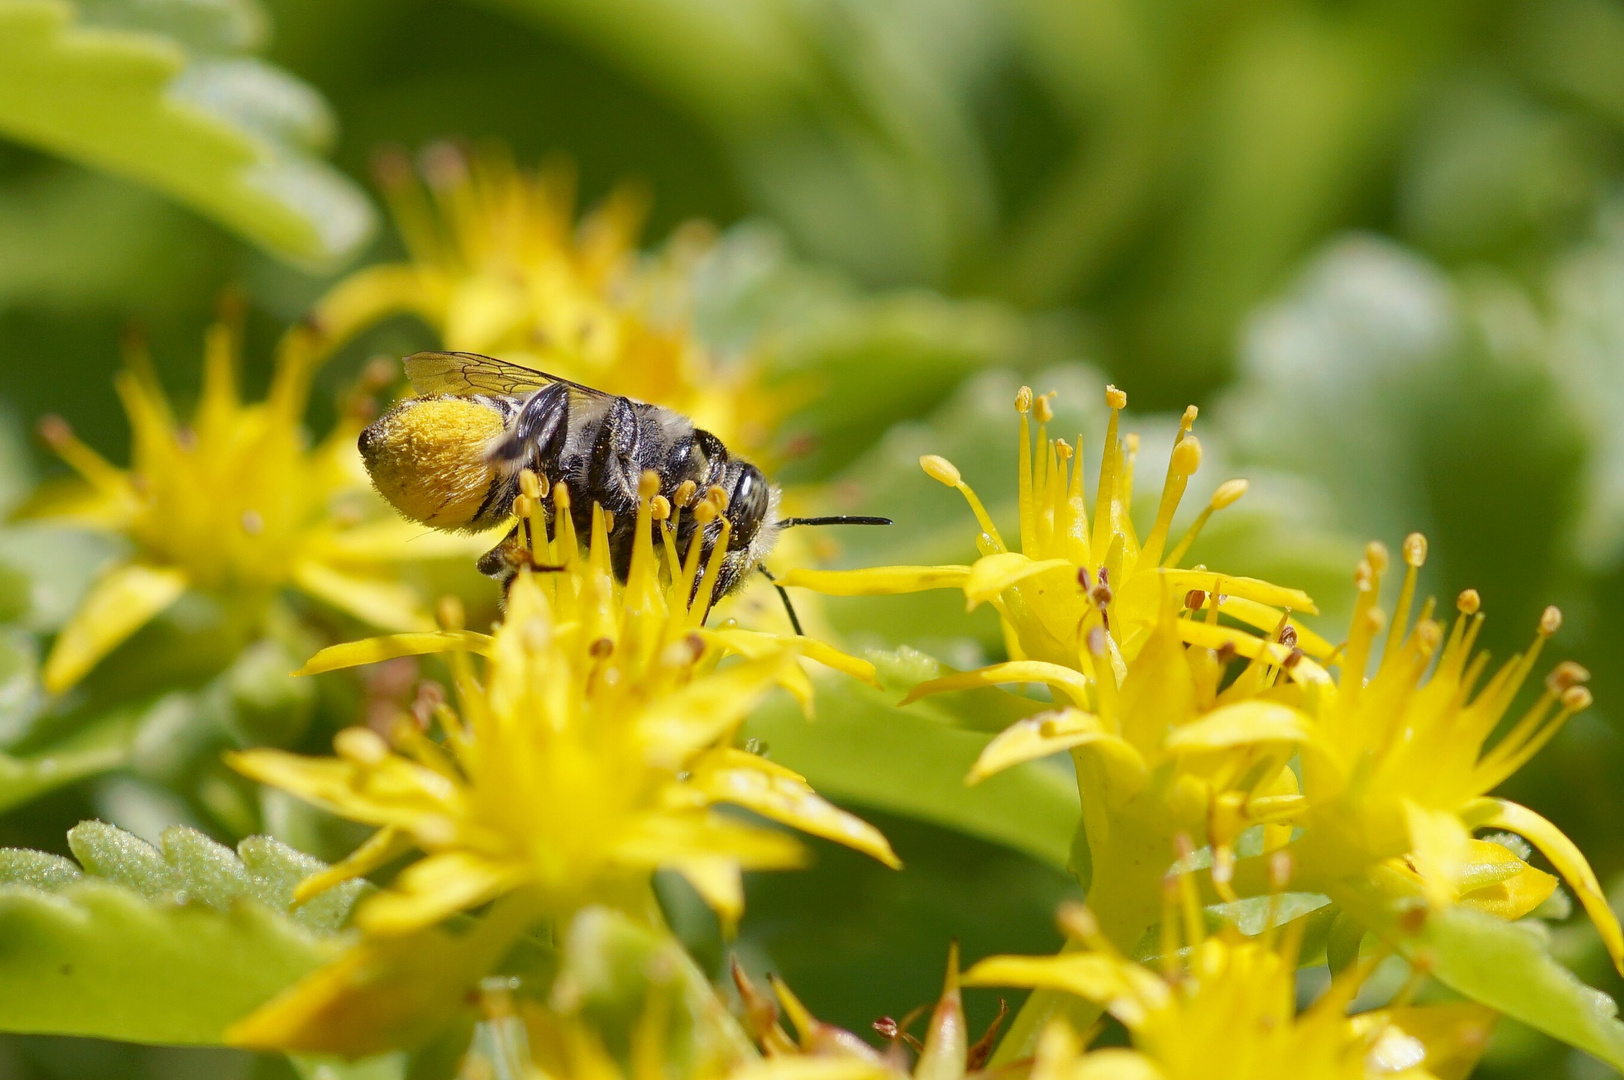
[360,352,809,605]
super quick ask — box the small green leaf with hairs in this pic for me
[0,821,364,1043]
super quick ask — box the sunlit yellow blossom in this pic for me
[1286,536,1624,972]
[782,383,1320,685]
[230,470,896,940]
[965,899,1495,1080]
[25,314,470,694]
[309,145,779,457]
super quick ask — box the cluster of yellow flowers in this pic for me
[27,150,1618,1080]
[785,383,1620,1065]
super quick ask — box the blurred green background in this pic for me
[4,0,1624,1075]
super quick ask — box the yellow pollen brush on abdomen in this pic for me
[360,396,508,529]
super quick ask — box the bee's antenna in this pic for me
[775,516,893,528]
[757,565,805,636]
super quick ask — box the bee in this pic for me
[359,351,887,625]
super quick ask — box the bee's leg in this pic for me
[588,397,646,579]
[587,395,642,503]
[487,383,571,477]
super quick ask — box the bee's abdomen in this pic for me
[360,396,512,530]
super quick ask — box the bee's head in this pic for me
[707,460,780,598]
[360,396,509,530]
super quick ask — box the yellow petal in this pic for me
[962,953,1153,1010]
[964,553,1072,607]
[1159,569,1318,615]
[639,655,798,758]
[968,711,1146,795]
[1073,1050,1166,1080]
[1404,800,1471,910]
[356,851,521,935]
[1484,799,1624,974]
[703,628,879,687]
[615,811,806,871]
[14,477,134,529]
[672,856,744,933]
[294,630,496,675]
[733,1060,893,1080]
[694,765,900,869]
[902,661,1093,708]
[43,561,188,693]
[227,749,461,829]
[308,262,439,352]
[1164,700,1310,751]
[293,825,416,905]
[1458,861,1557,920]
[310,519,501,565]
[292,560,434,631]
[777,565,971,596]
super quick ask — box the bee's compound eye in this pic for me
[727,464,770,548]
[362,398,508,529]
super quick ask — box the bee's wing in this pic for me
[403,351,609,399]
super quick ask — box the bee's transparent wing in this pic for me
[403,351,607,399]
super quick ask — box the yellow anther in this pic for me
[1546,661,1591,694]
[334,726,389,766]
[1181,404,1199,429]
[674,479,698,507]
[1210,478,1248,509]
[1539,605,1563,636]
[437,595,465,631]
[1125,432,1139,455]
[1171,436,1202,476]
[511,494,532,519]
[1562,686,1595,711]
[553,482,572,511]
[705,484,730,512]
[1365,541,1390,575]
[1055,440,1073,461]
[1034,393,1054,424]
[1403,532,1428,567]
[638,470,661,498]
[1457,589,1481,614]
[1105,385,1127,410]
[1015,386,1033,413]
[650,495,671,521]
[36,414,73,449]
[920,454,963,487]
[694,501,718,526]
[1415,620,1442,652]
[518,468,542,500]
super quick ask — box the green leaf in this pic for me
[0,821,363,1043]
[0,879,334,1044]
[0,0,374,268]
[63,820,364,932]
[743,658,1079,871]
[1404,904,1624,1070]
